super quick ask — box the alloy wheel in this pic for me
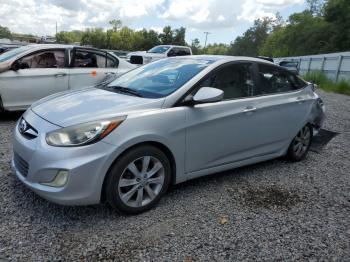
[293,126,311,157]
[118,156,165,208]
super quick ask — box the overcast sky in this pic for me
[0,0,307,45]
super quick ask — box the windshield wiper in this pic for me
[109,86,143,97]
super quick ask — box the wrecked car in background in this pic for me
[0,44,135,112]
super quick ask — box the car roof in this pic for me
[155,45,191,49]
[22,44,109,53]
[170,55,275,65]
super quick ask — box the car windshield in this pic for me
[0,45,33,62]
[107,58,213,98]
[147,46,171,54]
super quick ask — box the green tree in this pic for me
[173,27,186,46]
[139,29,160,50]
[206,43,229,55]
[191,38,202,55]
[307,0,324,16]
[109,19,122,32]
[159,26,173,44]
[0,25,12,39]
[81,28,108,49]
[260,10,335,57]
[324,0,350,51]
[227,17,274,56]
[56,30,83,44]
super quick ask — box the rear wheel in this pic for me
[287,125,312,161]
[105,145,171,214]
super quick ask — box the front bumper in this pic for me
[12,110,118,205]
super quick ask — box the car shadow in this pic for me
[8,157,287,226]
[0,111,23,121]
[7,130,338,224]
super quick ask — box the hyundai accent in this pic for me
[12,56,325,214]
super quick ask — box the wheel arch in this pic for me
[0,94,4,112]
[100,141,177,202]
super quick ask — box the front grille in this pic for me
[13,152,29,177]
[18,118,38,140]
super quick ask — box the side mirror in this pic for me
[11,61,28,71]
[192,87,224,104]
[11,61,21,71]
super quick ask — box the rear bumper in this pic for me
[311,97,326,129]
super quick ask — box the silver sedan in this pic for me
[12,56,325,214]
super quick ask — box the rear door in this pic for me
[68,48,119,89]
[252,63,312,151]
[0,48,68,110]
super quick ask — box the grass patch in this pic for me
[303,71,350,96]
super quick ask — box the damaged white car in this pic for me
[0,44,135,112]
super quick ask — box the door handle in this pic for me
[105,72,116,75]
[54,73,67,77]
[243,106,257,113]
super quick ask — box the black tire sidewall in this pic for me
[105,145,171,214]
[287,125,313,162]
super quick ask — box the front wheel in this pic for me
[287,125,313,161]
[105,145,171,214]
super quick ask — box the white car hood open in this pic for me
[31,88,164,127]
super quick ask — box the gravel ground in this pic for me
[0,90,349,261]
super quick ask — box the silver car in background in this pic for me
[12,56,325,214]
[0,44,135,112]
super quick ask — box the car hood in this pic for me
[128,51,147,56]
[128,51,165,58]
[31,88,165,127]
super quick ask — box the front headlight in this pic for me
[46,116,126,147]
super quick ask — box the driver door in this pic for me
[185,62,265,173]
[0,49,68,110]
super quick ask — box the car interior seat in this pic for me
[36,52,57,68]
[214,68,246,99]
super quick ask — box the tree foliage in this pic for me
[324,0,350,51]
[0,25,12,39]
[54,24,186,51]
[227,17,275,56]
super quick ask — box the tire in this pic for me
[287,125,313,162]
[0,95,4,113]
[105,145,171,214]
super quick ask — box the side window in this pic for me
[167,48,176,57]
[73,50,112,68]
[178,48,190,56]
[256,64,300,95]
[198,63,254,100]
[106,56,118,68]
[19,50,65,69]
[183,48,191,55]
